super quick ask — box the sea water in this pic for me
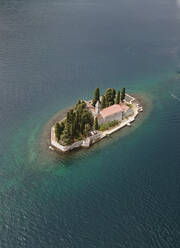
[0,0,180,247]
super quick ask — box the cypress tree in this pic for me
[68,109,74,122]
[55,122,61,141]
[70,110,75,137]
[94,117,99,130]
[59,122,65,132]
[61,122,72,145]
[116,90,120,104]
[66,111,70,124]
[95,88,100,101]
[66,110,72,137]
[75,100,81,110]
[84,123,91,137]
[80,121,84,134]
[121,88,126,102]
[112,88,116,100]
[74,111,80,136]
[101,95,106,109]
[92,88,100,106]
[105,88,114,106]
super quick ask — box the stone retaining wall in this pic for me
[51,127,102,152]
[50,94,141,152]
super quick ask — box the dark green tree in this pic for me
[82,110,93,124]
[121,88,126,102]
[66,109,75,137]
[112,88,116,100]
[80,121,84,134]
[55,97,95,145]
[105,88,114,106]
[61,122,72,145]
[94,117,99,130]
[84,123,91,137]
[68,109,74,122]
[59,122,65,136]
[75,100,81,110]
[66,111,70,124]
[101,95,106,109]
[92,88,100,106]
[76,102,86,113]
[55,122,61,141]
[80,109,93,133]
[74,111,80,136]
[115,90,120,104]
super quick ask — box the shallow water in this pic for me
[0,0,180,247]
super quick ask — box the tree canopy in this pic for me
[94,117,99,130]
[115,90,120,104]
[121,88,126,102]
[58,100,93,145]
[112,88,116,99]
[101,95,106,109]
[55,87,126,145]
[92,88,100,106]
[99,87,126,109]
[105,88,115,106]
[55,122,64,141]
[55,123,61,141]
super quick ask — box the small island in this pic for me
[50,88,143,152]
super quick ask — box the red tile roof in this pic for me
[100,103,129,118]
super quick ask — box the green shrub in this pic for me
[99,120,119,131]
[126,103,132,108]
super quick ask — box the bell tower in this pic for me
[95,101,101,115]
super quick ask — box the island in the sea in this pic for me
[50,88,143,152]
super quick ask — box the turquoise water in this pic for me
[0,0,180,247]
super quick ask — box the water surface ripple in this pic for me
[0,0,180,247]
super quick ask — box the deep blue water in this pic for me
[0,0,180,247]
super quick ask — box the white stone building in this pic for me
[95,101,133,125]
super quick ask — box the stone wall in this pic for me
[101,112,122,125]
[51,126,102,152]
[123,108,134,118]
[51,127,83,152]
